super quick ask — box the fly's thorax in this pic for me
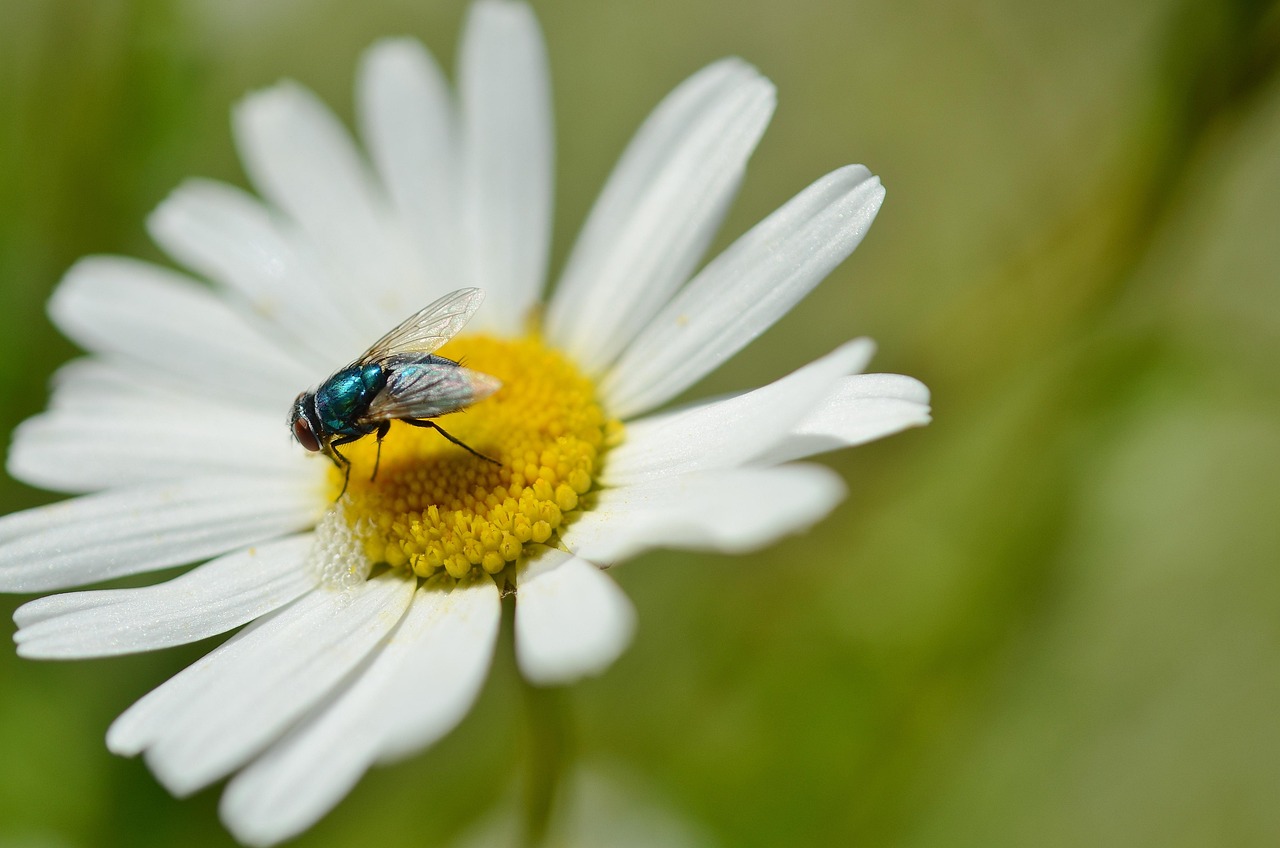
[315,364,386,435]
[319,334,622,585]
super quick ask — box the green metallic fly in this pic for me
[289,287,501,497]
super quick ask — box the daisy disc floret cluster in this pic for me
[333,333,618,582]
[0,2,930,845]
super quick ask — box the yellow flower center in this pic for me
[329,334,619,582]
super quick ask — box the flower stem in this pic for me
[501,588,572,848]
[519,673,570,848]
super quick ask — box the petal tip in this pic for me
[232,79,317,138]
[104,719,144,758]
[358,36,436,84]
[515,558,637,685]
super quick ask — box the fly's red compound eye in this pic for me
[292,415,321,452]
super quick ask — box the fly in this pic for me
[289,287,501,498]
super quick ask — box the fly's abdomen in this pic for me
[315,364,385,435]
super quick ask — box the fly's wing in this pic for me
[356,288,485,364]
[363,361,502,422]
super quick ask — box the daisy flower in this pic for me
[1,1,929,845]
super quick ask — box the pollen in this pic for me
[330,334,619,582]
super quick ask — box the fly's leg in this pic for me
[371,421,391,482]
[404,419,500,465]
[327,435,361,500]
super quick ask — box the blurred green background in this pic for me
[3,0,1279,845]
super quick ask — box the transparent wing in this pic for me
[363,361,502,422]
[356,288,485,364]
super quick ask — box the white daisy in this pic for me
[1,1,930,845]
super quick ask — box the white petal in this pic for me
[545,59,775,374]
[754,373,932,465]
[515,550,636,685]
[233,81,425,335]
[40,355,307,423]
[602,165,886,418]
[0,475,323,592]
[106,613,273,758]
[219,579,499,847]
[7,391,305,494]
[357,38,460,294]
[458,0,553,333]
[563,464,845,565]
[43,357,172,409]
[375,579,502,763]
[13,535,316,659]
[148,178,368,370]
[49,257,313,408]
[113,573,414,797]
[602,340,872,486]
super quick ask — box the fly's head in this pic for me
[290,391,323,453]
